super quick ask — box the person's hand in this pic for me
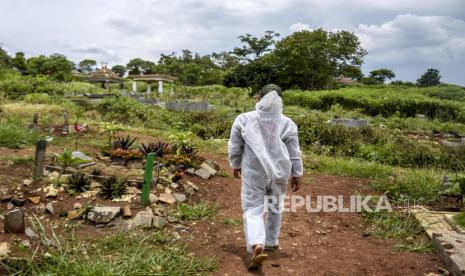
[290,177,300,192]
[233,168,242,179]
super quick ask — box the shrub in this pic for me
[100,176,128,199]
[67,171,92,193]
[23,93,52,104]
[0,117,41,148]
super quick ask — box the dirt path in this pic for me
[187,152,444,275]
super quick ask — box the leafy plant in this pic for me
[51,148,87,176]
[440,174,465,209]
[67,171,91,193]
[100,176,128,199]
[99,121,124,148]
[169,131,198,156]
[113,135,137,150]
[108,148,143,161]
[138,142,169,157]
[172,202,219,221]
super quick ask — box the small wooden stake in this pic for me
[62,111,69,134]
[32,139,47,182]
[141,153,155,206]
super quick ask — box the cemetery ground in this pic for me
[0,84,465,275]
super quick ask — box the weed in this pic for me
[66,171,91,193]
[51,148,87,176]
[173,202,219,221]
[223,218,242,226]
[113,135,137,150]
[100,176,128,199]
[452,212,465,228]
[395,240,435,252]
[362,211,424,239]
[139,142,169,157]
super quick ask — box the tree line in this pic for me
[0,29,442,91]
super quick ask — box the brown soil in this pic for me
[0,141,446,275]
[185,152,445,276]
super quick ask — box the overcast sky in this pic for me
[1,0,464,85]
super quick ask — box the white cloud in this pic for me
[289,22,312,33]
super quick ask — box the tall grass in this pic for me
[0,116,42,148]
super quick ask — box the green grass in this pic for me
[223,218,242,226]
[452,212,465,228]
[362,211,424,239]
[395,240,435,252]
[305,153,443,204]
[173,202,219,221]
[0,231,216,275]
[0,117,42,148]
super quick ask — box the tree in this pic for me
[369,68,395,83]
[11,52,27,74]
[233,31,280,62]
[0,47,11,68]
[78,59,97,73]
[272,29,366,90]
[111,65,127,77]
[26,53,74,81]
[126,58,155,75]
[416,68,441,87]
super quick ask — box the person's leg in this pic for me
[265,184,287,249]
[243,205,266,253]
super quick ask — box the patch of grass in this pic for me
[0,231,216,275]
[395,240,434,253]
[3,155,33,165]
[223,218,242,226]
[0,117,42,148]
[362,211,424,239]
[173,202,219,221]
[452,212,465,228]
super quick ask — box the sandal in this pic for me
[248,246,268,270]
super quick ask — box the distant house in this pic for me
[335,76,354,84]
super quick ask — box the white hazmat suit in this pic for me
[228,91,303,253]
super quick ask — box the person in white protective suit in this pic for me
[228,84,303,269]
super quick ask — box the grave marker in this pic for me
[32,139,47,182]
[62,111,69,134]
[141,153,155,206]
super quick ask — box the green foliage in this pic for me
[284,86,465,122]
[78,59,96,73]
[453,212,465,228]
[113,135,137,150]
[0,231,216,275]
[272,29,366,90]
[67,171,92,193]
[51,148,87,175]
[100,176,128,199]
[416,68,441,87]
[0,117,41,148]
[233,30,280,61]
[440,174,465,207]
[23,93,52,104]
[0,47,12,69]
[169,131,198,156]
[126,58,155,75]
[26,53,74,81]
[111,64,127,77]
[99,121,124,148]
[369,68,395,83]
[362,211,424,239]
[173,202,219,220]
[139,142,169,157]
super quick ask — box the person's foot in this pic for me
[248,245,268,270]
[265,245,279,252]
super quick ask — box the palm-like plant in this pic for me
[138,142,169,157]
[51,148,87,176]
[113,135,137,150]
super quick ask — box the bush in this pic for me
[24,93,52,104]
[0,117,41,148]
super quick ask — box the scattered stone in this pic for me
[185,168,195,176]
[25,227,39,240]
[186,181,199,191]
[28,196,41,205]
[36,203,45,212]
[194,168,211,180]
[172,193,187,202]
[170,182,179,189]
[122,205,132,218]
[67,208,85,220]
[0,243,10,257]
[4,209,25,234]
[87,206,121,224]
[90,182,102,190]
[132,208,153,228]
[127,160,144,170]
[151,205,166,217]
[0,194,13,202]
[200,162,217,176]
[20,240,31,248]
[152,216,167,229]
[205,160,221,171]
[126,186,141,195]
[6,202,14,210]
[158,193,176,205]
[12,198,26,206]
[167,216,179,223]
[23,179,32,186]
[45,202,54,215]
[44,185,58,198]
[73,202,83,209]
[149,193,158,204]
[164,187,172,194]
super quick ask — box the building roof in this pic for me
[128,74,178,82]
[88,67,122,83]
[335,76,354,84]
